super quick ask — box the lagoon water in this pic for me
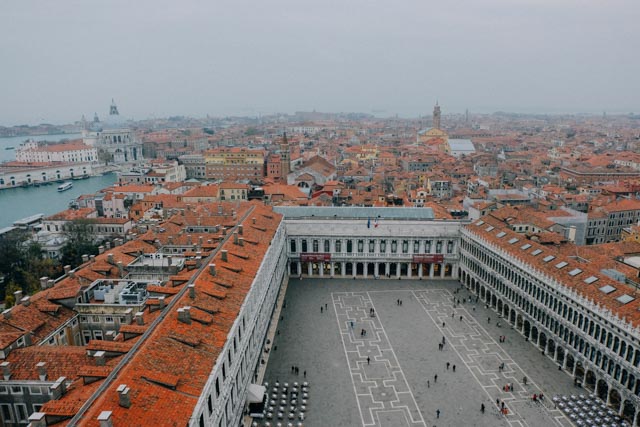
[0,173,117,228]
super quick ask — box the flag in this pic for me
[367,218,371,228]
[374,217,379,228]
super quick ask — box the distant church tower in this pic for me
[109,99,119,117]
[433,102,441,130]
[280,132,291,181]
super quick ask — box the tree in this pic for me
[60,219,101,268]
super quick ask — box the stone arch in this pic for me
[356,262,364,276]
[609,387,622,412]
[621,400,635,424]
[556,346,565,365]
[565,352,575,371]
[585,370,596,391]
[539,332,547,352]
[596,378,609,401]
[530,325,538,343]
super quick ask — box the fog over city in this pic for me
[1,0,639,125]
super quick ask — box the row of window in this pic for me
[290,238,455,255]
[0,385,48,395]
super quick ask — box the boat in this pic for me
[57,182,73,192]
[5,146,14,150]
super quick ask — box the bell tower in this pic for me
[280,132,291,181]
[432,101,441,130]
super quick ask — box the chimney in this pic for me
[221,250,228,262]
[94,351,106,366]
[567,225,577,243]
[40,276,49,290]
[117,384,131,408]
[28,412,47,427]
[64,265,72,275]
[168,235,173,245]
[107,253,114,264]
[36,362,47,381]
[177,306,192,324]
[135,312,144,325]
[167,255,172,266]
[252,217,256,224]
[209,264,216,276]
[82,254,89,263]
[158,296,166,309]
[198,236,203,246]
[69,270,75,278]
[20,296,31,307]
[2,309,11,320]
[117,261,124,278]
[49,377,67,400]
[238,224,243,235]
[238,238,244,247]
[217,205,223,214]
[154,239,161,248]
[105,330,116,341]
[187,234,192,245]
[105,241,111,250]
[47,279,55,289]
[98,245,105,254]
[233,231,239,244]
[188,284,195,299]
[1,362,10,380]
[90,254,96,263]
[97,411,113,427]
[13,290,23,305]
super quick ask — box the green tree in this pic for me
[60,219,101,268]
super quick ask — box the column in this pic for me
[374,262,379,278]
[319,262,324,277]
[385,262,390,277]
[297,261,302,276]
[418,264,423,278]
[341,262,346,277]
[396,262,401,278]
[330,262,335,277]
[440,264,445,278]
[429,264,434,278]
[307,262,312,277]
[363,263,367,279]
[407,264,412,279]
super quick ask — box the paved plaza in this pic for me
[261,278,581,427]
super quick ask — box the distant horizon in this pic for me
[1,105,639,128]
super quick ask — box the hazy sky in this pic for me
[1,0,639,125]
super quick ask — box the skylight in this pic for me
[531,249,543,256]
[496,231,506,238]
[476,220,484,226]
[568,268,582,276]
[599,285,616,294]
[521,243,532,250]
[543,255,556,262]
[584,276,599,284]
[485,226,494,232]
[555,261,568,269]
[617,294,635,305]
[508,238,519,244]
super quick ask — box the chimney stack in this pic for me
[98,245,105,254]
[187,234,192,245]
[168,235,173,245]
[238,238,244,247]
[13,290,23,305]
[233,231,239,244]
[198,235,203,246]
[117,261,124,278]
[28,412,47,427]
[177,306,192,324]
[64,265,71,274]
[188,284,195,299]
[107,253,114,264]
[238,224,243,235]
[158,296,165,309]
[134,312,144,325]
[2,309,11,320]
[252,217,256,224]
[40,277,49,290]
[1,362,10,380]
[209,264,216,276]
[47,279,55,289]
[20,296,31,307]
[105,241,111,250]
[82,254,89,263]
[94,351,106,366]
[36,362,47,381]
[90,254,96,263]
[167,255,172,266]
[97,411,113,427]
[221,250,228,262]
[117,384,131,408]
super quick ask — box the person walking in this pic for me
[452,365,456,372]
[427,380,430,388]
[481,403,485,413]
[434,374,438,383]
[446,362,450,370]
[367,356,370,365]
[304,370,307,378]
[436,409,440,419]
[321,306,323,313]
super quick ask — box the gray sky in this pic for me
[1,0,639,125]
